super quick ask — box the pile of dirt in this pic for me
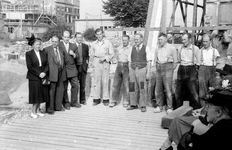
[0,58,27,94]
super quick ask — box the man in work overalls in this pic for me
[90,28,114,106]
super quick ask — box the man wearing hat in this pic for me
[188,88,232,150]
[160,74,232,150]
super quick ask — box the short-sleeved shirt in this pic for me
[178,44,200,66]
[128,44,152,62]
[199,46,220,66]
[155,43,177,64]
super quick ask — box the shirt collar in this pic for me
[202,46,213,51]
[96,38,105,44]
[63,41,69,45]
[182,44,193,50]
[34,49,39,53]
[159,43,168,48]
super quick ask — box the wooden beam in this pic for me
[179,0,186,24]
[192,0,198,44]
[184,0,188,27]
[177,0,204,8]
[106,26,232,32]
[169,0,178,27]
[144,0,155,44]
[160,0,167,33]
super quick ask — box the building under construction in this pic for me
[0,0,79,38]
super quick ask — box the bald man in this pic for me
[198,34,220,106]
[60,30,80,109]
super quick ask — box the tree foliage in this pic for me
[42,24,72,41]
[103,0,149,27]
[83,28,97,42]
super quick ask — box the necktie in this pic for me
[136,46,140,52]
[78,43,83,65]
[55,48,61,65]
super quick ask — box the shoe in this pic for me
[141,107,146,112]
[127,105,138,110]
[71,103,82,108]
[103,99,109,106]
[37,112,45,117]
[154,106,162,113]
[80,101,87,105]
[167,109,173,114]
[30,113,38,119]
[93,99,101,106]
[123,104,129,108]
[47,111,55,115]
[65,106,70,110]
[109,102,116,107]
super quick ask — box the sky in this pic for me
[79,0,110,19]
[80,0,204,27]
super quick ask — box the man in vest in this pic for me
[90,28,114,106]
[175,33,200,110]
[154,33,177,114]
[198,34,220,106]
[127,33,152,112]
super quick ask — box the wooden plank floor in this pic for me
[0,99,168,150]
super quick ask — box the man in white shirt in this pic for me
[198,34,220,106]
[154,33,177,114]
[60,30,80,109]
[109,34,131,108]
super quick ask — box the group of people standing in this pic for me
[26,28,231,118]
[26,30,89,118]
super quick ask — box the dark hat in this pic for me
[216,64,232,75]
[26,34,41,46]
[203,89,232,107]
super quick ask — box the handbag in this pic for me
[42,78,50,86]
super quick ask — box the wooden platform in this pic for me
[0,99,168,150]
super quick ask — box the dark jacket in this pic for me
[77,43,89,73]
[60,41,79,78]
[26,49,48,80]
[192,119,232,150]
[44,45,66,82]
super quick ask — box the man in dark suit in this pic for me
[45,35,67,114]
[74,32,89,105]
[60,30,81,108]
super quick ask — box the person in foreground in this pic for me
[26,35,49,118]
[183,88,232,150]
[160,75,232,150]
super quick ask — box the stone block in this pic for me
[0,91,13,105]
[161,101,193,129]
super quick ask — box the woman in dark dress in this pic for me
[26,35,49,118]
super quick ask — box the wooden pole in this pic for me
[160,0,167,33]
[179,0,186,24]
[169,0,178,27]
[144,0,155,44]
[192,0,198,44]
[184,0,188,27]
